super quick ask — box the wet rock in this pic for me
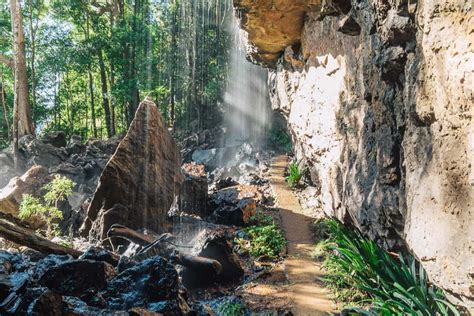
[214,177,237,191]
[20,248,47,262]
[40,131,67,148]
[63,296,129,315]
[28,288,63,315]
[100,256,188,312]
[178,127,223,163]
[210,198,256,227]
[30,254,73,281]
[0,273,29,301]
[0,286,56,315]
[192,143,256,170]
[38,259,116,298]
[117,256,138,273]
[0,251,30,274]
[79,246,119,267]
[178,163,209,218]
[192,148,222,167]
[81,98,183,241]
[185,231,244,288]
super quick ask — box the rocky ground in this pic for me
[0,105,297,315]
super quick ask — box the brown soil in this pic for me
[269,155,336,315]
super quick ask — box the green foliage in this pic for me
[248,209,274,226]
[217,300,245,316]
[286,162,303,188]
[319,219,461,315]
[1,0,232,141]
[19,175,74,238]
[244,224,286,259]
[269,126,292,152]
[236,210,286,260]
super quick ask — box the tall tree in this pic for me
[10,0,34,137]
[98,49,113,137]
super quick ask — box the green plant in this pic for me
[217,300,245,316]
[286,162,303,188]
[320,219,460,315]
[244,224,286,259]
[19,175,74,238]
[248,209,274,226]
[270,126,292,152]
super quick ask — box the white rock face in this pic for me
[236,0,474,308]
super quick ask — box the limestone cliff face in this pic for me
[234,0,473,308]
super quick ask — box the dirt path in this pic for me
[270,155,336,316]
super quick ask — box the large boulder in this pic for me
[18,135,67,169]
[0,166,50,227]
[81,98,183,241]
[38,259,116,298]
[100,256,189,313]
[178,163,209,218]
[40,131,67,148]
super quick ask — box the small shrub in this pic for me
[217,300,245,316]
[19,175,74,238]
[236,209,286,259]
[244,224,286,259]
[319,219,461,315]
[286,162,303,188]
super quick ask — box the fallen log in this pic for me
[108,224,223,276]
[170,252,222,275]
[107,224,156,245]
[0,217,82,258]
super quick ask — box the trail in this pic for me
[270,155,336,316]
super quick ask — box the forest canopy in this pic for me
[0,0,233,148]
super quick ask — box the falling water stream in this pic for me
[223,17,271,147]
[171,14,271,255]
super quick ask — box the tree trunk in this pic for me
[27,0,36,110]
[10,0,34,137]
[169,0,178,129]
[0,73,10,140]
[98,49,113,137]
[0,216,82,258]
[88,71,97,138]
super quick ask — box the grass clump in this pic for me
[236,210,286,260]
[217,300,246,316]
[19,175,74,238]
[286,162,303,188]
[319,219,460,315]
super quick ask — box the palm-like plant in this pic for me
[322,219,460,315]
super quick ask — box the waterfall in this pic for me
[223,16,271,147]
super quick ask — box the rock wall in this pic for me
[234,0,473,308]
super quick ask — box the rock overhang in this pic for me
[233,0,322,67]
